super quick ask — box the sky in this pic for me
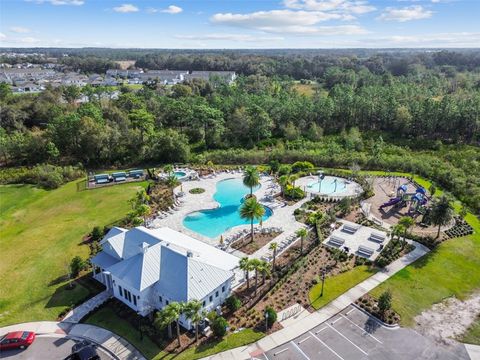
[0,0,479,49]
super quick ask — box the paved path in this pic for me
[63,289,112,323]
[203,239,430,359]
[0,321,145,360]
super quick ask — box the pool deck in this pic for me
[150,172,310,283]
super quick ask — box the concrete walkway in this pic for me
[63,289,112,323]
[203,239,430,359]
[0,321,146,360]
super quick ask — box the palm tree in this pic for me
[269,242,278,273]
[278,175,290,196]
[239,197,265,243]
[163,302,184,348]
[164,164,174,175]
[398,216,414,249]
[430,195,453,238]
[258,260,270,285]
[296,228,308,255]
[239,257,251,289]
[243,166,260,195]
[249,258,262,296]
[184,300,203,343]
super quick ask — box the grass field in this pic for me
[84,305,264,360]
[309,266,378,310]
[0,180,146,326]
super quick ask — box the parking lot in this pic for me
[263,305,471,360]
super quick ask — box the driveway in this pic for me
[262,305,471,360]
[0,336,113,360]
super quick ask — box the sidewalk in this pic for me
[63,289,112,323]
[0,321,146,360]
[204,239,430,359]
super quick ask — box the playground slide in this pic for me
[379,197,402,210]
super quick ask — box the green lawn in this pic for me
[0,180,146,326]
[459,316,480,345]
[309,266,378,310]
[84,305,264,360]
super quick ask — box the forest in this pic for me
[0,50,479,213]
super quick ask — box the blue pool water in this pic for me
[174,171,187,179]
[183,178,272,238]
[307,176,347,194]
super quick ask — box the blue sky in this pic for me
[0,0,479,48]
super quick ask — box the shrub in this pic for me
[211,316,228,338]
[225,295,242,312]
[91,226,103,242]
[278,164,292,176]
[265,306,277,328]
[291,161,314,173]
[189,187,205,194]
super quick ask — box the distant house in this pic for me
[91,226,238,328]
[184,71,236,85]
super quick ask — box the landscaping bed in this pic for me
[230,231,282,255]
[355,294,400,326]
[375,238,415,268]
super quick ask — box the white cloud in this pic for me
[146,5,182,14]
[210,9,369,35]
[284,0,376,14]
[161,5,183,14]
[113,4,139,13]
[212,10,351,28]
[377,5,433,22]
[0,33,6,40]
[175,34,283,42]
[26,0,84,5]
[19,36,41,44]
[10,26,31,33]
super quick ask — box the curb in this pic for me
[351,303,400,329]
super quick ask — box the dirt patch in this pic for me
[414,293,480,346]
[231,232,282,255]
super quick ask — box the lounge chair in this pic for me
[369,233,386,243]
[328,236,345,247]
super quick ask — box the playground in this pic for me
[364,177,452,237]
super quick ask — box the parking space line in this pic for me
[309,331,345,360]
[298,335,311,344]
[346,308,355,315]
[327,323,368,355]
[262,353,269,360]
[315,326,328,334]
[290,340,311,359]
[332,317,342,324]
[340,313,383,344]
[273,347,289,356]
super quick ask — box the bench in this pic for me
[342,224,359,234]
[357,245,374,258]
[369,233,386,243]
[328,236,345,247]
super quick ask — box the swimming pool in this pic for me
[183,178,272,238]
[174,171,187,179]
[306,176,347,194]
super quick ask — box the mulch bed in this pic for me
[230,232,282,255]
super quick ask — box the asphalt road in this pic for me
[263,305,470,360]
[0,336,113,360]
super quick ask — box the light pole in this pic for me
[320,268,326,297]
